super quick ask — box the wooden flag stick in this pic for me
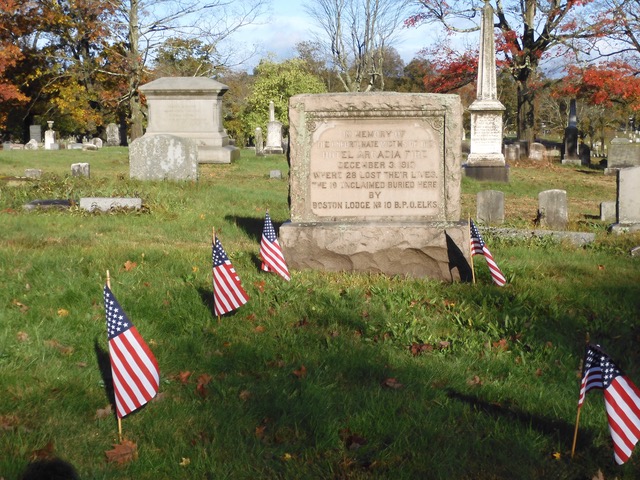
[468,215,476,284]
[212,228,221,324]
[105,270,123,443]
[571,333,590,459]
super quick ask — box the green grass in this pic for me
[0,148,639,479]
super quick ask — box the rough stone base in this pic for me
[264,146,284,155]
[610,223,640,234]
[279,222,471,282]
[463,165,510,182]
[561,157,581,165]
[198,145,240,164]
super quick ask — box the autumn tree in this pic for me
[408,0,613,143]
[153,38,221,77]
[106,0,269,141]
[305,0,412,92]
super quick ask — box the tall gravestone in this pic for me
[44,121,56,150]
[255,127,264,156]
[464,0,508,182]
[106,123,120,146]
[562,99,581,165]
[279,92,470,282]
[611,166,640,233]
[29,125,42,144]
[264,101,284,154]
[138,77,239,163]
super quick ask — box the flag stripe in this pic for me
[259,212,291,281]
[212,237,249,316]
[470,220,506,286]
[104,285,159,418]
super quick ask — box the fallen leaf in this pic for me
[44,340,74,356]
[57,308,69,317]
[493,338,509,351]
[339,428,368,450]
[467,375,483,386]
[196,374,212,398]
[192,266,198,273]
[246,313,257,322]
[76,362,87,368]
[254,325,265,333]
[254,280,265,292]
[105,439,138,465]
[597,264,605,270]
[176,371,192,385]
[255,425,266,439]
[123,260,137,271]
[381,377,403,389]
[239,390,251,401]
[12,299,29,313]
[152,391,167,402]
[281,453,293,461]
[30,441,54,460]
[16,331,29,342]
[95,405,112,419]
[535,368,543,377]
[438,340,451,350]
[293,365,307,378]
[199,213,206,220]
[295,318,309,327]
[552,451,561,460]
[179,457,191,467]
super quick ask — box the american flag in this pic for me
[104,285,159,418]
[212,235,249,316]
[260,211,290,281]
[470,219,506,286]
[578,344,640,464]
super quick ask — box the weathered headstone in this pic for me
[538,189,568,230]
[600,201,616,222]
[79,197,142,212]
[24,169,43,179]
[106,123,120,146]
[129,134,198,181]
[504,143,519,162]
[29,125,42,143]
[25,139,38,150]
[71,163,90,178]
[529,142,546,161]
[138,77,239,164]
[562,99,581,165]
[280,92,468,282]
[92,138,103,149]
[269,170,282,179]
[464,0,508,182]
[477,190,504,225]
[44,121,56,150]
[264,101,284,154]
[605,137,640,175]
[611,166,640,233]
[255,127,264,156]
[3,142,11,150]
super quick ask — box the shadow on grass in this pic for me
[446,232,473,283]
[93,338,117,422]
[196,286,246,321]
[226,215,265,243]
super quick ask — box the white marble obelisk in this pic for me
[466,0,507,179]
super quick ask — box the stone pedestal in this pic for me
[611,166,640,233]
[282,92,469,282]
[139,77,239,164]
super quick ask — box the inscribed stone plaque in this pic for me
[289,93,462,223]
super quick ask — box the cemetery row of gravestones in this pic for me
[3,122,122,151]
[475,168,640,236]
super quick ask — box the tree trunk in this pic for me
[516,81,535,145]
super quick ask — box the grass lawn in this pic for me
[0,148,639,479]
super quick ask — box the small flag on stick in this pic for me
[260,211,290,281]
[469,219,506,286]
[104,284,159,419]
[212,234,249,316]
[578,344,640,464]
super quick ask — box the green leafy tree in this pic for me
[242,58,327,142]
[153,37,221,78]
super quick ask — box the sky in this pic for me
[233,0,444,71]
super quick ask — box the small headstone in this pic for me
[504,144,519,162]
[106,123,120,146]
[579,142,591,166]
[129,134,198,181]
[600,201,616,222]
[11,144,25,150]
[255,127,264,157]
[23,199,72,211]
[68,143,83,150]
[611,166,640,232]
[631,246,640,257]
[71,163,90,178]
[24,169,43,179]
[605,137,640,175]
[3,142,11,150]
[476,190,504,225]
[538,189,568,230]
[92,138,103,149]
[82,143,98,151]
[269,170,282,179]
[79,197,142,212]
[529,142,546,161]
[264,100,284,154]
[25,139,38,150]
